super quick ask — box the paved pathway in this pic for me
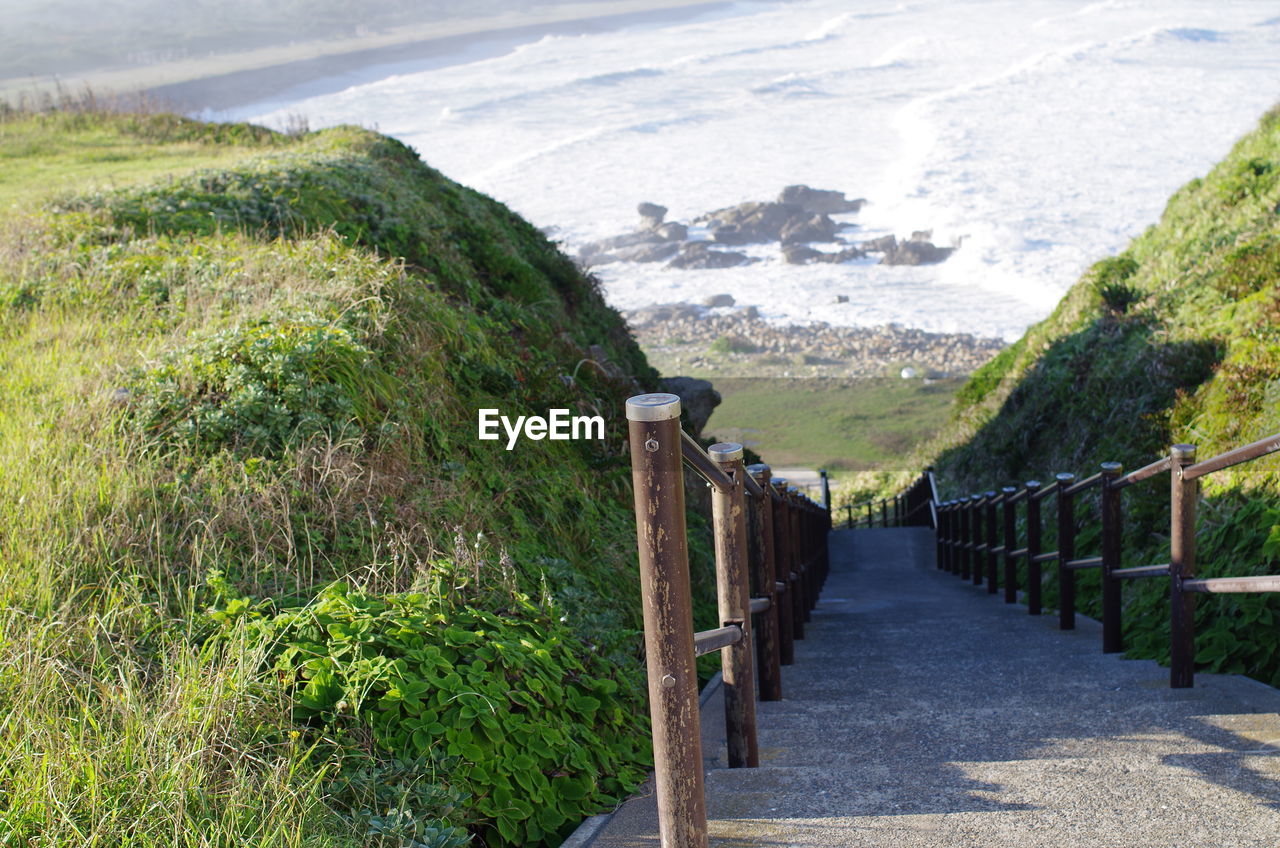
[589,528,1280,847]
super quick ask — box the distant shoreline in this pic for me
[1,0,730,116]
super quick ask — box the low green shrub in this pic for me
[218,582,650,847]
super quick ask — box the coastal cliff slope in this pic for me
[0,111,715,846]
[920,103,1280,685]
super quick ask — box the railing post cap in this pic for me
[1100,461,1123,475]
[985,490,998,498]
[1172,443,1198,461]
[707,442,744,463]
[1055,472,1075,482]
[745,462,770,477]
[772,477,788,488]
[1002,486,1018,493]
[625,393,681,421]
[787,486,799,494]
[1026,480,1042,489]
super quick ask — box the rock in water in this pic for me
[637,202,667,228]
[659,376,721,437]
[668,242,753,269]
[778,185,866,214]
[881,240,954,266]
[703,293,736,308]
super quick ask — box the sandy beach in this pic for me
[0,0,727,114]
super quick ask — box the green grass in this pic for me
[703,377,964,472]
[876,102,1280,687]
[0,111,290,208]
[0,109,717,846]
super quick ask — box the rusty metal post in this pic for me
[625,393,707,848]
[1001,487,1018,603]
[967,494,977,589]
[1170,444,1199,689]
[1026,480,1043,615]
[1100,462,1124,653]
[747,464,783,700]
[958,497,971,580]
[775,480,804,641]
[936,501,947,571]
[985,491,999,594]
[789,487,813,622]
[820,469,831,513]
[845,503,852,529]
[881,499,888,527]
[1056,472,1077,630]
[709,443,758,768]
[866,501,873,527]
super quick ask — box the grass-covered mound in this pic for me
[0,111,711,846]
[916,104,1280,686]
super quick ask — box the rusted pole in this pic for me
[967,494,977,589]
[1056,472,1077,630]
[866,501,873,527]
[625,393,707,848]
[1170,444,1198,689]
[881,499,888,527]
[772,485,796,666]
[1100,462,1124,653]
[845,503,852,529]
[985,491,998,594]
[1026,480,1043,615]
[936,501,947,570]
[820,469,831,513]
[789,487,813,622]
[1002,487,1018,603]
[958,497,971,580]
[747,464,783,700]
[775,480,804,641]
[709,443,758,768]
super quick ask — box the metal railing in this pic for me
[626,393,831,848]
[924,434,1280,689]
[841,468,939,530]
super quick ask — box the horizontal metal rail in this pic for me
[1183,431,1280,481]
[990,545,1007,555]
[1008,546,1029,558]
[1182,575,1280,594]
[1110,455,1171,490]
[1112,564,1168,579]
[742,472,765,497]
[1062,472,1104,496]
[694,624,743,656]
[749,597,771,614]
[1031,550,1059,564]
[1064,556,1103,570]
[1029,480,1060,501]
[1006,489,1029,505]
[680,431,735,494]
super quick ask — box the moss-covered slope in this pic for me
[924,104,1280,685]
[0,112,701,847]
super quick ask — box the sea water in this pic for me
[229,0,1280,342]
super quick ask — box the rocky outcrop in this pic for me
[637,202,667,228]
[780,212,840,245]
[667,242,754,270]
[659,376,721,436]
[698,201,842,247]
[703,293,736,308]
[881,240,954,266]
[782,244,865,265]
[778,184,866,214]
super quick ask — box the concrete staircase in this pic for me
[585,528,1280,847]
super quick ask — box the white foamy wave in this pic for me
[232,0,1280,343]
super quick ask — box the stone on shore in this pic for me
[668,242,754,269]
[778,184,866,214]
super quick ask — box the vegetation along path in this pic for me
[592,528,1280,847]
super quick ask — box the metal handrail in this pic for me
[1183,431,1280,481]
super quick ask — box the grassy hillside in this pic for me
[0,110,716,846]
[918,103,1280,685]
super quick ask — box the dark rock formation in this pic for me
[782,244,865,265]
[881,240,954,266]
[637,202,667,228]
[654,221,688,242]
[780,212,840,245]
[699,201,804,244]
[703,293,736,308]
[778,184,866,214]
[667,242,754,269]
[611,241,681,263]
[860,234,898,253]
[659,376,721,436]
